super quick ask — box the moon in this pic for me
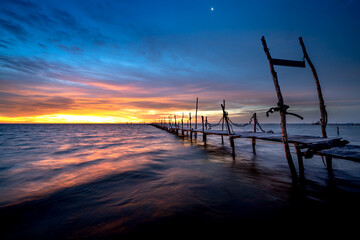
[211,7,214,11]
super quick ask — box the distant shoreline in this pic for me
[0,123,359,125]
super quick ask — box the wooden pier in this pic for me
[151,120,360,180]
[150,36,360,181]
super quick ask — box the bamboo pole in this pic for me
[261,36,298,180]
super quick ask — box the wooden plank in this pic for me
[271,58,305,68]
[151,124,360,163]
[318,145,360,162]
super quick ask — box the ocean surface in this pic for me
[0,123,359,238]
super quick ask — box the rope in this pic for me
[256,121,274,134]
[205,110,274,134]
[228,117,253,128]
[266,103,303,120]
[206,117,224,129]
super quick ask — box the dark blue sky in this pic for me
[0,0,359,123]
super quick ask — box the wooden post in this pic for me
[189,113,192,139]
[252,113,257,154]
[299,37,333,171]
[182,118,184,136]
[202,116,206,144]
[195,97,198,139]
[174,115,178,135]
[168,116,171,130]
[326,156,333,171]
[261,36,298,181]
[205,116,208,130]
[299,37,327,138]
[221,104,235,157]
[221,99,225,145]
[294,143,304,177]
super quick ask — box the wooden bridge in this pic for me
[150,36,360,182]
[151,121,360,180]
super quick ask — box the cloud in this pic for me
[0,93,75,117]
[6,0,38,9]
[57,44,84,55]
[0,18,27,37]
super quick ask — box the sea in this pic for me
[0,123,359,239]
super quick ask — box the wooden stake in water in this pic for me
[299,37,327,138]
[261,36,298,181]
[299,37,332,171]
[189,113,192,139]
[221,103,235,157]
[202,116,206,144]
[221,99,225,145]
[252,113,257,154]
[195,97,198,139]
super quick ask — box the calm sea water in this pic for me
[0,124,359,238]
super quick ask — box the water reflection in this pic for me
[0,124,359,239]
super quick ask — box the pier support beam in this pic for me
[221,103,235,157]
[252,113,257,154]
[326,156,333,171]
[261,36,298,182]
[221,99,225,145]
[294,143,304,178]
[299,37,327,138]
[189,113,192,139]
[202,116,207,144]
[195,97,198,139]
[230,136,235,157]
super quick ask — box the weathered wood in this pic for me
[189,113,192,139]
[299,37,328,138]
[221,104,233,136]
[261,36,298,180]
[202,116,206,143]
[294,143,304,177]
[181,118,184,135]
[195,97,198,139]
[221,99,225,145]
[151,124,360,163]
[252,113,256,154]
[326,156,333,171]
[221,103,235,157]
[174,115,178,135]
[318,145,360,162]
[271,58,305,68]
[230,136,235,157]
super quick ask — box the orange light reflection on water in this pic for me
[4,136,175,205]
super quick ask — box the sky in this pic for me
[0,0,359,123]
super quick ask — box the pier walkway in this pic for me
[151,122,360,181]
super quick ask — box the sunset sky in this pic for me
[1,0,359,123]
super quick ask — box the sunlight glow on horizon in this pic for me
[0,114,136,123]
